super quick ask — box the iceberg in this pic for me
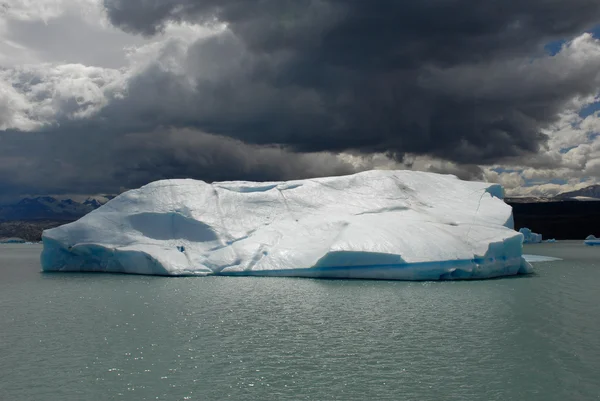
[519,228,542,244]
[41,170,532,280]
[584,235,600,246]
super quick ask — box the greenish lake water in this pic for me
[1,242,599,400]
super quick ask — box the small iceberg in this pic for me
[519,228,542,244]
[584,235,600,246]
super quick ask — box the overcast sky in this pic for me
[1,0,600,202]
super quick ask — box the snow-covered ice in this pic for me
[584,235,600,246]
[41,170,533,280]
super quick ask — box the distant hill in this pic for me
[508,201,600,240]
[0,195,113,222]
[554,184,600,201]
[504,196,556,203]
[0,196,115,241]
[506,183,600,204]
[506,184,600,239]
[0,220,71,242]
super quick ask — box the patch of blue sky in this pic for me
[544,39,566,56]
[543,24,600,57]
[523,177,568,187]
[490,167,520,174]
[559,146,578,154]
[579,102,600,118]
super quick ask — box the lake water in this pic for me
[1,242,599,401]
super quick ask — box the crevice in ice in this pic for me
[464,189,487,246]
[208,229,257,251]
[277,183,303,191]
[211,187,233,241]
[214,183,278,193]
[245,244,267,271]
[276,188,298,222]
[354,206,409,216]
[439,268,472,280]
[321,222,350,252]
[210,186,247,266]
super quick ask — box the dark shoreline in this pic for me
[0,220,74,242]
[509,201,600,240]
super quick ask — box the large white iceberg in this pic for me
[41,170,532,280]
[584,235,600,246]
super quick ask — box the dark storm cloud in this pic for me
[0,125,357,198]
[104,0,600,61]
[100,0,600,163]
[3,0,600,198]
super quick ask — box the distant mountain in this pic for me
[510,201,600,240]
[0,220,70,242]
[554,185,600,201]
[504,196,555,203]
[506,184,600,203]
[0,196,112,222]
[505,184,600,240]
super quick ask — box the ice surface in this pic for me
[584,235,600,246]
[519,228,543,244]
[41,170,532,280]
[522,254,562,262]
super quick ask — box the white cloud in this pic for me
[0,0,99,22]
[480,33,600,195]
[0,77,37,130]
[0,64,124,129]
[483,170,525,189]
[125,23,223,73]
